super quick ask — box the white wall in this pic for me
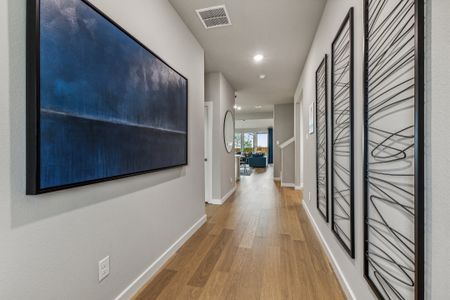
[0,0,205,299]
[426,0,450,298]
[205,72,236,201]
[273,103,294,179]
[294,1,375,299]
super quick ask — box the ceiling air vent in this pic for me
[195,5,232,29]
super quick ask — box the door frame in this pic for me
[295,90,305,190]
[204,101,213,203]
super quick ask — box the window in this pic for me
[257,133,268,148]
[256,133,269,154]
[243,132,254,153]
[234,133,242,152]
[237,131,269,154]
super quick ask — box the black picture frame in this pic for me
[315,55,329,222]
[26,0,189,195]
[330,8,355,259]
[363,0,424,299]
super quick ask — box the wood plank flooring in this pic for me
[134,167,346,300]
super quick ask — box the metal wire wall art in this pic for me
[363,0,424,298]
[331,8,355,259]
[316,55,329,222]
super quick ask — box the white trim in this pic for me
[208,185,236,205]
[281,182,295,188]
[204,101,213,203]
[208,199,223,205]
[302,202,356,300]
[273,177,281,181]
[279,137,295,149]
[295,184,304,191]
[308,102,314,134]
[114,214,207,300]
[299,96,305,192]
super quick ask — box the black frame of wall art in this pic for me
[315,55,329,222]
[363,0,424,299]
[26,0,189,194]
[331,8,355,259]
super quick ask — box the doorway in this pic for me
[299,98,304,188]
[295,91,305,190]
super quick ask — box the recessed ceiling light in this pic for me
[259,74,266,79]
[233,104,238,109]
[237,106,242,111]
[255,105,262,109]
[253,54,264,62]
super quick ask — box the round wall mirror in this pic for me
[223,110,234,153]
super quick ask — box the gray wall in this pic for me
[296,0,450,299]
[0,0,205,299]
[295,1,374,299]
[219,74,236,198]
[281,142,295,185]
[426,0,450,298]
[205,72,236,200]
[273,103,294,179]
[205,73,221,200]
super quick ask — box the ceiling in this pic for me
[237,104,273,114]
[169,0,326,112]
[236,119,274,130]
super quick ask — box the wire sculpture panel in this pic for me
[331,8,354,258]
[364,0,424,299]
[316,55,329,222]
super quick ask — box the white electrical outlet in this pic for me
[98,256,110,282]
[308,192,311,202]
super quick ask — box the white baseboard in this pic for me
[273,177,281,181]
[208,185,236,205]
[295,184,304,191]
[114,214,207,300]
[208,199,224,205]
[302,202,356,300]
[281,182,295,188]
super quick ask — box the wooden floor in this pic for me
[134,167,345,300]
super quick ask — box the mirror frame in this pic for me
[223,110,234,153]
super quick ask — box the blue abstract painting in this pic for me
[38,0,187,191]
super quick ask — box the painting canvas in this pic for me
[364,0,424,299]
[27,0,188,194]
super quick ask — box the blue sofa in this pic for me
[247,153,268,168]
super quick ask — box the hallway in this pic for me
[134,168,345,299]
